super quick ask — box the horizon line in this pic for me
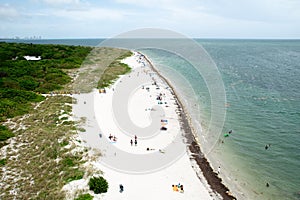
[2,37,300,40]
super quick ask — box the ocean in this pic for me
[141,39,300,200]
[3,38,300,199]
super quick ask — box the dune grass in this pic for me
[72,47,132,93]
[0,46,133,199]
[0,96,88,199]
[97,51,132,88]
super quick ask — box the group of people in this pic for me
[98,88,106,93]
[137,53,146,67]
[107,133,139,146]
[108,134,117,142]
[130,135,138,146]
[172,183,184,193]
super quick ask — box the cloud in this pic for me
[42,0,81,6]
[115,0,172,7]
[198,0,300,23]
[22,1,128,22]
[115,0,300,24]
[1,0,299,38]
[115,0,200,11]
[0,4,19,20]
[54,7,125,21]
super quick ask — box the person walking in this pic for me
[135,139,137,146]
[130,139,133,146]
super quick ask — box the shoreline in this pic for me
[69,50,236,199]
[142,53,236,200]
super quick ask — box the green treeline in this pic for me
[0,42,92,142]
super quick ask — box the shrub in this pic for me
[75,193,93,200]
[65,169,84,183]
[0,125,14,141]
[0,158,7,166]
[88,176,108,194]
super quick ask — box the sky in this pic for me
[1,0,300,39]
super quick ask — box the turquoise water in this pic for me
[203,40,300,200]
[142,40,300,200]
[4,39,300,199]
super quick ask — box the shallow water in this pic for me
[142,40,300,200]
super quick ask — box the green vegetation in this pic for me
[0,89,45,122]
[0,42,92,142]
[60,139,69,147]
[97,51,132,88]
[0,43,132,199]
[71,47,133,92]
[89,176,109,194]
[0,42,91,95]
[0,41,94,195]
[0,96,87,199]
[0,125,14,142]
[0,158,6,166]
[75,193,94,200]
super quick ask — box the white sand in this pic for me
[70,52,217,199]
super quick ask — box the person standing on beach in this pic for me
[130,139,133,146]
[218,166,221,174]
[119,184,124,193]
[135,139,137,146]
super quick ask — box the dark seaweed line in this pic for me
[141,52,236,200]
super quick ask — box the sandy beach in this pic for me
[70,51,234,199]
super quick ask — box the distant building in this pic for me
[23,56,41,61]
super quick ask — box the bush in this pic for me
[0,42,91,127]
[0,158,7,166]
[0,125,14,141]
[75,193,93,200]
[88,176,108,194]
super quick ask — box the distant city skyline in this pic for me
[1,0,300,39]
